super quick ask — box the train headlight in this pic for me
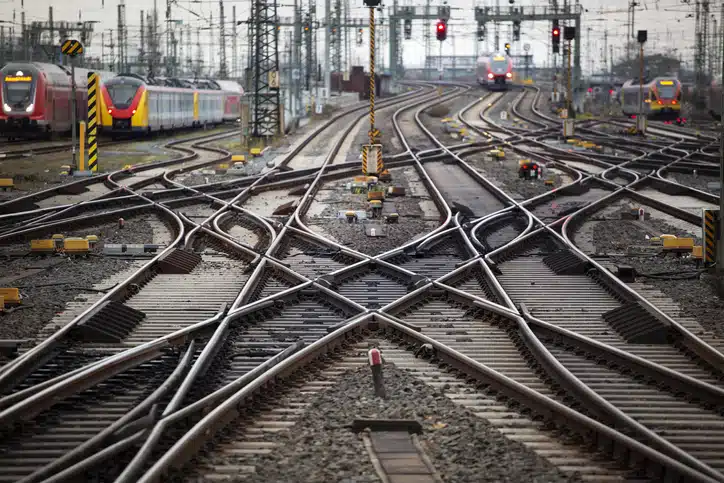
[506,72,512,78]
[2,103,10,113]
[487,73,494,79]
[25,103,34,113]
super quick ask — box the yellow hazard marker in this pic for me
[61,39,84,57]
[362,145,368,175]
[87,72,99,172]
[703,209,720,266]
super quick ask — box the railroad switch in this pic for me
[385,213,399,224]
[51,234,65,250]
[0,178,15,191]
[369,200,383,218]
[63,238,91,255]
[615,265,637,283]
[368,189,385,201]
[0,288,21,306]
[85,235,99,249]
[662,237,694,256]
[30,239,56,254]
[345,211,358,224]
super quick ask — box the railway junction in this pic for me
[0,1,724,482]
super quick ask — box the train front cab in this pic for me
[101,76,149,135]
[0,66,51,136]
[649,79,682,122]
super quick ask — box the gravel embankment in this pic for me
[419,93,484,146]
[671,172,719,194]
[609,254,724,337]
[463,152,567,201]
[583,217,724,337]
[243,365,582,483]
[0,216,156,340]
[304,166,440,256]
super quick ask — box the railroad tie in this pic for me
[354,420,443,483]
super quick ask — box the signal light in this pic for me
[587,88,592,93]
[436,20,447,41]
[552,20,560,54]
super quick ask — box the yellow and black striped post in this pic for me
[362,144,368,175]
[703,209,720,266]
[369,7,376,145]
[360,6,385,177]
[87,72,99,172]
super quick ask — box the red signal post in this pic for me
[368,348,386,398]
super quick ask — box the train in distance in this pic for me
[619,76,685,123]
[476,53,514,91]
[0,62,243,140]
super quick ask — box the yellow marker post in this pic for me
[78,121,86,171]
[87,72,99,172]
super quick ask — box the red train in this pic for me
[0,62,115,139]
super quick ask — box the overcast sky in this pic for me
[0,0,708,74]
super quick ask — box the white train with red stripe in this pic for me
[476,53,514,91]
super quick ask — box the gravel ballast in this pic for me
[578,214,724,337]
[242,365,582,483]
[304,166,440,256]
[0,216,157,340]
[464,151,568,201]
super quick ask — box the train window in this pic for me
[657,84,676,99]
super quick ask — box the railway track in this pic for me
[0,81,722,483]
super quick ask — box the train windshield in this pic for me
[2,74,34,106]
[657,82,677,99]
[490,57,508,74]
[105,77,143,107]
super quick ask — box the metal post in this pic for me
[439,40,442,80]
[567,40,572,116]
[369,7,376,145]
[718,24,724,282]
[71,61,77,167]
[639,42,644,122]
[324,0,331,103]
[368,348,386,398]
[87,72,99,173]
